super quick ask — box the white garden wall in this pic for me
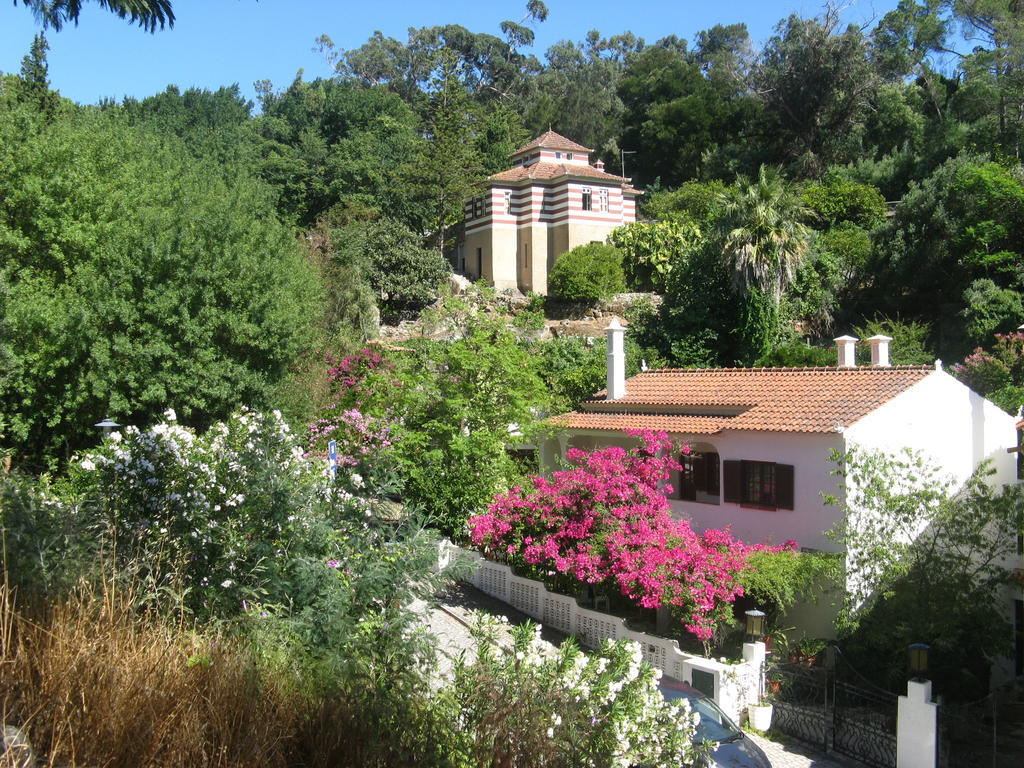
[448,545,761,723]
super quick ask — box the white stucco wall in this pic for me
[666,430,846,553]
[843,368,1018,488]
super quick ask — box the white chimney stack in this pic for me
[834,335,858,368]
[867,335,893,367]
[606,318,626,400]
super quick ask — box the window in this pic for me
[567,153,574,161]
[555,151,562,159]
[581,187,593,211]
[475,247,482,276]
[677,452,720,501]
[503,190,512,215]
[473,197,484,218]
[599,188,609,212]
[723,460,794,510]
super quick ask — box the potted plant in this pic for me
[747,695,773,731]
[796,636,826,665]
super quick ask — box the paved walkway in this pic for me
[424,582,856,768]
[746,732,858,768]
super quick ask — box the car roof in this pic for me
[658,677,708,699]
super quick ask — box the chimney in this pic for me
[867,335,892,367]
[606,318,626,400]
[834,335,858,368]
[594,159,605,170]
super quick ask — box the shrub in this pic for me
[548,243,626,302]
[330,218,451,316]
[755,342,836,367]
[802,178,886,229]
[453,616,706,768]
[852,316,934,365]
[469,431,786,644]
[0,473,93,600]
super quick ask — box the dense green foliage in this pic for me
[825,448,1024,700]
[6,1,1022,407]
[0,105,319,467]
[548,243,626,302]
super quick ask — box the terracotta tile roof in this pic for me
[550,412,731,434]
[558,366,935,434]
[489,161,629,184]
[512,130,593,155]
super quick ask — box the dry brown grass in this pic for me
[0,582,376,768]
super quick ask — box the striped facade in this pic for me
[458,131,640,295]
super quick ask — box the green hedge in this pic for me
[548,243,626,302]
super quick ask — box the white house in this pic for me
[544,322,1021,650]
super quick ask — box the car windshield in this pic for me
[659,686,743,743]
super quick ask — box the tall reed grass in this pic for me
[0,582,447,768]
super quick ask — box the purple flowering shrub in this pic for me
[306,348,399,485]
[951,331,1024,412]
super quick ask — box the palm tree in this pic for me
[717,165,812,306]
[16,0,174,32]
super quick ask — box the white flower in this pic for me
[109,431,122,443]
[164,408,177,422]
[221,579,234,588]
[79,458,96,471]
[546,728,554,739]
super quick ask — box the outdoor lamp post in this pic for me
[94,417,120,439]
[908,643,930,681]
[745,609,766,643]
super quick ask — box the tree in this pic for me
[526,31,641,158]
[618,44,731,186]
[15,0,174,31]
[327,301,549,539]
[717,166,812,305]
[608,220,701,292]
[0,107,320,467]
[754,10,877,176]
[15,32,59,115]
[825,448,1024,698]
[329,218,451,317]
[409,48,484,250]
[871,156,1024,357]
[253,76,424,228]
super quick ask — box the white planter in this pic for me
[748,703,773,731]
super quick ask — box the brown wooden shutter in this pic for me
[723,460,741,503]
[693,454,707,492]
[707,453,721,495]
[775,464,794,510]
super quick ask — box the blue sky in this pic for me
[0,0,902,107]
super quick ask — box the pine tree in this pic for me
[412,48,484,250]
[17,32,59,116]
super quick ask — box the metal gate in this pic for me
[767,648,899,768]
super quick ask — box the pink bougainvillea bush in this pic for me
[469,430,795,643]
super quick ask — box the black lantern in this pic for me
[907,643,930,680]
[745,609,766,643]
